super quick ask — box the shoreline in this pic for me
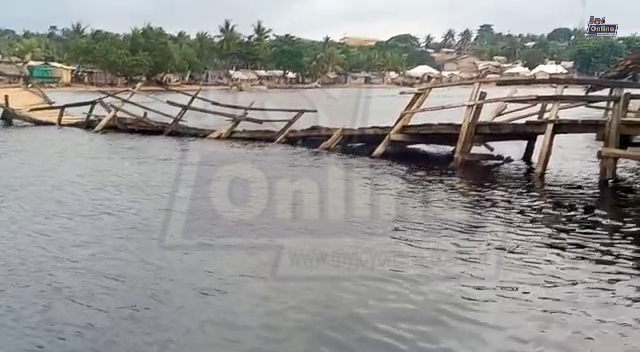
[34,83,406,93]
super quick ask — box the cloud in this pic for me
[0,0,637,39]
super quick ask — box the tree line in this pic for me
[0,21,638,82]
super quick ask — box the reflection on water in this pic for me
[0,88,639,352]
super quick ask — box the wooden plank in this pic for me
[600,91,630,183]
[534,86,566,178]
[98,90,176,120]
[208,102,256,139]
[29,99,103,112]
[274,112,306,143]
[403,77,640,93]
[599,147,640,161]
[318,128,345,151]
[495,103,537,119]
[601,88,614,120]
[93,82,143,133]
[165,100,263,124]
[522,103,548,163]
[454,90,488,165]
[371,89,433,158]
[403,94,636,115]
[164,87,201,136]
[163,86,317,113]
[489,88,517,121]
[502,102,585,123]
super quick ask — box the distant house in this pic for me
[26,61,75,85]
[0,60,24,84]
[441,55,481,75]
[74,68,125,86]
[503,65,532,76]
[531,64,568,78]
[346,72,372,85]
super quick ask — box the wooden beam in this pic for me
[318,128,345,151]
[371,89,434,158]
[402,77,640,93]
[28,99,104,112]
[274,112,306,143]
[495,103,537,119]
[534,86,566,178]
[165,100,263,124]
[403,94,635,115]
[163,86,317,113]
[56,107,66,126]
[522,103,548,163]
[454,90,487,165]
[98,90,176,120]
[207,101,256,139]
[600,91,630,183]
[93,82,143,133]
[489,88,517,121]
[599,147,640,161]
[164,87,201,136]
[502,102,585,123]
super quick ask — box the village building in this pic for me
[0,56,24,84]
[438,54,481,76]
[531,64,568,79]
[503,65,532,77]
[26,61,75,85]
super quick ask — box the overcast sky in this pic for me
[1,0,638,40]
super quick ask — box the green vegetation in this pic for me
[0,21,638,82]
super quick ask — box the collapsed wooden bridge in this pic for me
[2,76,640,185]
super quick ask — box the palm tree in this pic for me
[252,20,272,41]
[457,29,473,51]
[217,19,241,68]
[193,31,215,67]
[422,34,435,49]
[442,29,456,48]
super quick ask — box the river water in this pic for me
[1,87,639,352]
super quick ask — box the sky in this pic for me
[1,0,638,40]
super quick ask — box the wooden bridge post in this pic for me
[534,85,566,178]
[454,89,487,165]
[83,101,97,129]
[164,87,201,136]
[56,107,66,127]
[599,91,630,184]
[522,103,546,163]
[93,82,143,133]
[1,94,12,125]
[274,111,305,144]
[318,128,345,151]
[371,89,433,158]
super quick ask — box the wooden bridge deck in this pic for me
[0,87,83,125]
[228,119,640,144]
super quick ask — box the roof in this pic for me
[26,61,76,70]
[531,64,568,75]
[405,65,440,78]
[0,55,22,63]
[0,63,24,76]
[503,65,531,75]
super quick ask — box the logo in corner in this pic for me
[586,16,618,37]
